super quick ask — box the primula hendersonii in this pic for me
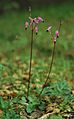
[46,27,60,44]
[25,21,29,30]
[53,36,57,44]
[46,26,52,32]
[39,21,62,96]
[55,30,59,38]
[53,30,60,44]
[34,26,38,34]
[25,16,44,34]
[37,16,44,23]
[53,20,62,44]
[25,15,44,99]
[33,18,39,24]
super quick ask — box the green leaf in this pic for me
[26,96,40,113]
[20,96,27,105]
[39,101,45,111]
[49,115,58,119]
[49,80,71,97]
[26,103,35,113]
[64,94,74,103]
[49,115,63,119]
[42,87,50,96]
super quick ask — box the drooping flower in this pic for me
[46,26,52,32]
[34,27,38,34]
[29,17,33,25]
[29,17,38,29]
[53,36,57,44]
[33,18,38,24]
[37,16,44,23]
[25,21,29,30]
[46,25,61,44]
[25,16,43,32]
[55,30,59,38]
[53,30,60,44]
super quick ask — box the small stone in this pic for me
[31,110,42,119]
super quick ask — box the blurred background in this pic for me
[0,0,74,14]
[0,0,74,80]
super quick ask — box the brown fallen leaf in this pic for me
[0,109,3,118]
[38,112,52,119]
[8,92,17,97]
[46,103,58,113]
[13,73,19,79]
[3,72,8,77]
[0,110,3,114]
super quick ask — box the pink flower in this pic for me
[29,17,33,24]
[53,31,60,44]
[29,17,34,29]
[34,27,38,34]
[37,17,44,23]
[33,18,38,24]
[25,16,43,31]
[29,17,38,28]
[46,26,52,32]
[25,21,29,29]
[53,36,57,44]
[55,30,59,38]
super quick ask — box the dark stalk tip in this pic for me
[25,27,27,30]
[46,29,48,32]
[36,32,38,35]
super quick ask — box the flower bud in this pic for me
[25,21,29,30]
[53,36,57,44]
[55,30,59,38]
[34,27,38,34]
[37,17,44,23]
[46,26,52,32]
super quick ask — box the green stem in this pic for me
[27,28,34,99]
[39,43,56,96]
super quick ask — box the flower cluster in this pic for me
[25,16,44,34]
[46,26,60,44]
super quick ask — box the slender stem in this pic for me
[29,6,31,17]
[58,20,62,33]
[39,20,62,97]
[27,28,34,99]
[39,43,56,96]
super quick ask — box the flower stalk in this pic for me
[27,25,34,98]
[25,8,44,99]
[39,20,62,96]
[39,42,56,96]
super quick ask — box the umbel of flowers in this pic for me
[25,16,44,34]
[25,16,44,99]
